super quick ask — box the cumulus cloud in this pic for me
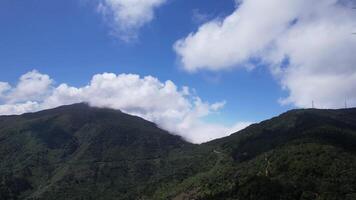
[0,70,250,143]
[98,0,166,41]
[6,70,53,103]
[174,0,356,108]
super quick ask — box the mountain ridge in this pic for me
[1,103,356,199]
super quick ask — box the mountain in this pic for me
[1,104,356,200]
[165,108,356,200]
[0,103,201,200]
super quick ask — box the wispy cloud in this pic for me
[97,0,166,41]
[191,9,211,24]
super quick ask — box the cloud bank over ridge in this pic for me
[0,70,250,143]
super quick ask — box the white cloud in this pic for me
[0,101,40,116]
[6,70,53,103]
[174,0,356,108]
[98,0,166,41]
[0,70,250,143]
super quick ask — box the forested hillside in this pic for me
[1,104,356,200]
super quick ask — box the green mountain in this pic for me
[1,103,356,200]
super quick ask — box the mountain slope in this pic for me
[1,104,356,200]
[0,103,204,200]
[161,108,356,200]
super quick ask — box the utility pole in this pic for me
[312,100,315,109]
[345,97,348,109]
[353,7,356,34]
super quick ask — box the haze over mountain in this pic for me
[1,103,356,200]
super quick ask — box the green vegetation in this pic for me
[1,104,356,199]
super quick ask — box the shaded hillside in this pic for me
[160,108,356,200]
[0,103,211,200]
[1,104,356,200]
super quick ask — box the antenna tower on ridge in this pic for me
[345,97,348,109]
[353,7,356,34]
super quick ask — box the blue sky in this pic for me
[0,0,354,142]
[0,0,290,121]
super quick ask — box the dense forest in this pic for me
[1,103,356,200]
